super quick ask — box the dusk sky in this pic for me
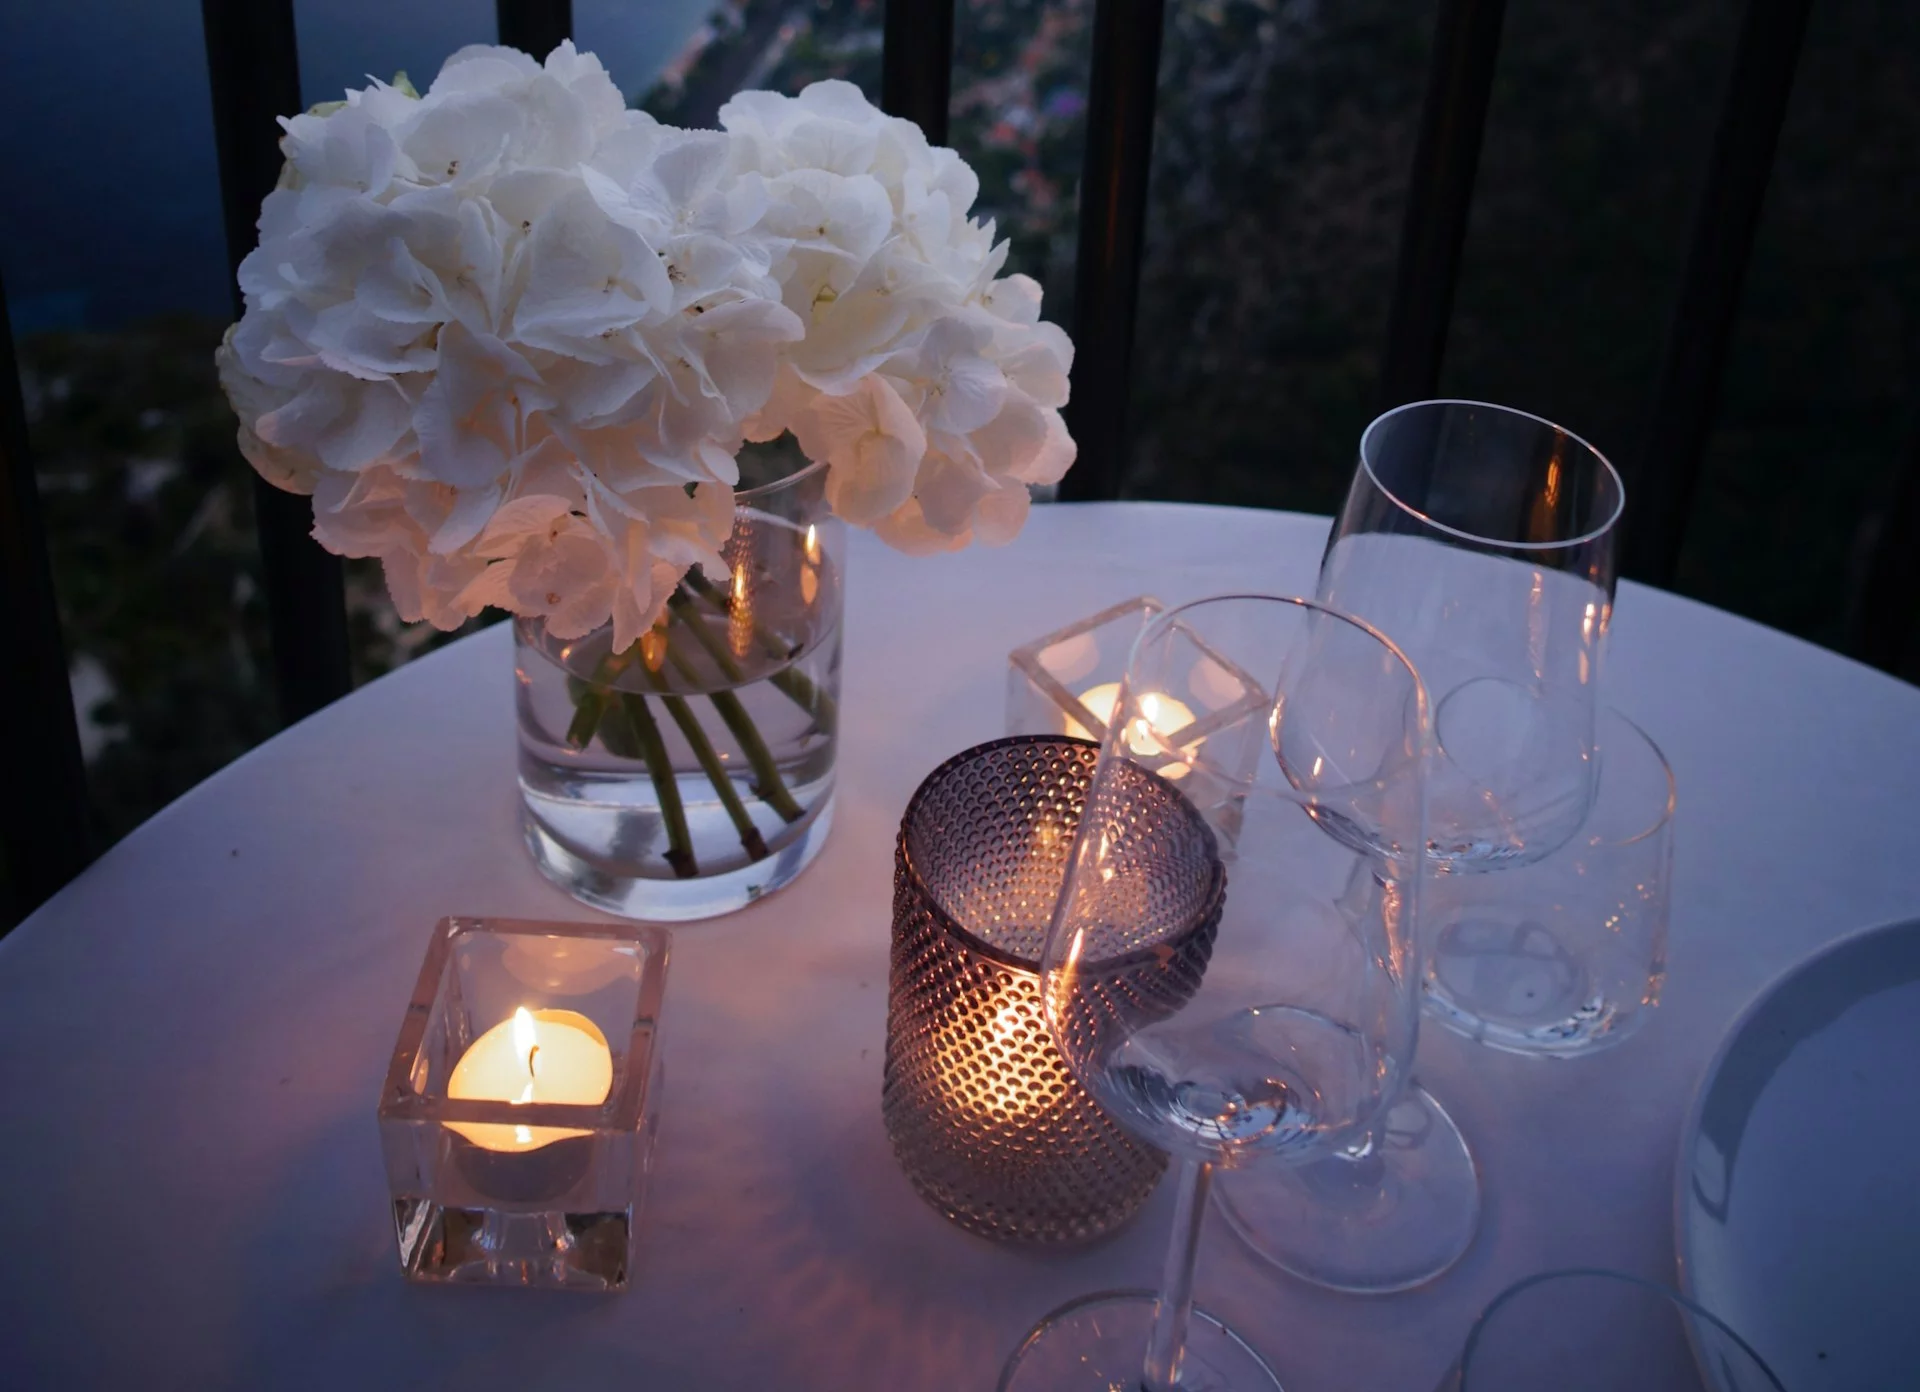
[0,0,719,333]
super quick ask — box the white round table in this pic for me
[3,502,1917,1390]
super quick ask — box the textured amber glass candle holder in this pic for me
[883,736,1223,1246]
[378,916,668,1290]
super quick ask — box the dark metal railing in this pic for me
[1853,421,1920,675]
[497,0,573,60]
[202,0,353,725]
[882,0,955,147]
[0,269,96,919]
[1057,0,1168,503]
[1377,0,1507,411]
[0,0,1851,919]
[1624,0,1813,588]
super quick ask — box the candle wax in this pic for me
[447,1007,613,1153]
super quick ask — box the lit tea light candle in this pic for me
[447,1007,613,1154]
[1066,682,1196,777]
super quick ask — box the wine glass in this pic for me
[1317,399,1624,871]
[999,594,1430,1392]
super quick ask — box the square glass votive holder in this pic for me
[1007,596,1274,845]
[1006,595,1167,741]
[378,916,668,1290]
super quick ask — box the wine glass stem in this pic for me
[1142,1158,1213,1392]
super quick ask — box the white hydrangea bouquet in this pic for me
[217,42,1074,896]
[218,42,1073,655]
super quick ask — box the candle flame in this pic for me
[804,524,820,564]
[511,1007,538,1102]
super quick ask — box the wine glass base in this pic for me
[998,1290,1284,1392]
[1213,1084,1481,1294]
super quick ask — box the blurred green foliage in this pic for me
[15,317,487,854]
[20,316,278,843]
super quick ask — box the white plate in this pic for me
[1677,917,1920,1390]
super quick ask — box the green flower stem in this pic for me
[679,569,838,734]
[666,589,747,682]
[557,560,826,872]
[565,689,607,751]
[616,692,698,879]
[662,612,806,824]
[564,646,636,750]
[709,689,806,823]
[641,666,771,861]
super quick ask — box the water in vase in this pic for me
[515,511,842,921]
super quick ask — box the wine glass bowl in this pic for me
[1045,598,1426,1177]
[1052,792,1411,1173]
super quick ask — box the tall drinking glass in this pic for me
[1426,708,1675,1057]
[999,595,1430,1392]
[1317,400,1624,870]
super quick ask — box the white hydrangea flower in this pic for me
[726,80,1074,551]
[219,52,1074,649]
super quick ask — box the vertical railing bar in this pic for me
[0,268,97,922]
[1624,0,1812,587]
[1058,0,1168,504]
[201,0,353,724]
[1851,418,1920,675]
[1377,0,1508,413]
[881,0,955,147]
[496,0,574,57]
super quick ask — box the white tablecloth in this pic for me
[3,502,1918,1390]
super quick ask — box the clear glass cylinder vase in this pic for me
[515,459,842,922]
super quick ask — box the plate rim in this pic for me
[1673,912,1920,1305]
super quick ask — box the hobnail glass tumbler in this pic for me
[882,735,1222,1246]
